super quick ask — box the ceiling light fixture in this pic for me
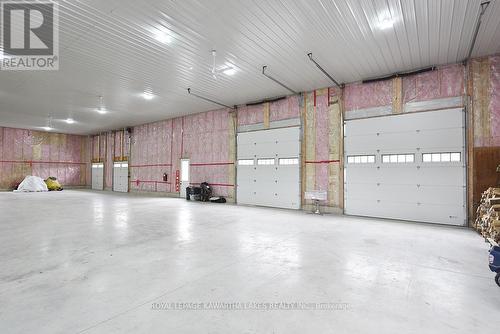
[211,50,218,79]
[42,115,53,131]
[96,96,107,114]
[377,18,394,30]
[65,118,75,124]
[223,67,236,76]
[154,30,173,44]
[142,92,154,100]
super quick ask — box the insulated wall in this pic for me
[90,131,129,191]
[470,55,500,212]
[82,55,498,219]
[129,120,172,193]
[0,127,88,190]
[344,64,465,120]
[181,109,236,199]
[302,88,342,213]
[126,108,235,199]
[471,55,500,147]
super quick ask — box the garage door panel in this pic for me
[345,128,463,154]
[417,185,465,205]
[417,166,464,185]
[237,127,300,210]
[237,144,257,159]
[346,181,464,205]
[92,163,104,190]
[356,167,464,186]
[345,199,464,225]
[254,144,277,158]
[344,109,466,225]
[346,183,421,202]
[346,108,463,136]
[379,128,463,151]
[276,167,299,179]
[347,166,419,184]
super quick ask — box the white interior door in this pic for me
[113,162,129,193]
[91,163,104,190]
[237,127,300,209]
[344,108,466,225]
[180,159,190,198]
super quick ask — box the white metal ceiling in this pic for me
[1,0,499,134]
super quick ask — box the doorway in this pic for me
[180,159,190,198]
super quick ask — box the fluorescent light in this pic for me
[96,107,107,114]
[223,67,236,76]
[154,30,172,44]
[377,18,394,30]
[141,92,154,100]
[42,126,52,131]
[65,118,75,124]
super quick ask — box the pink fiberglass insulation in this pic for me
[170,117,183,192]
[0,127,87,190]
[128,109,232,196]
[270,95,300,121]
[490,55,500,146]
[91,136,98,160]
[113,131,128,159]
[344,79,392,111]
[403,64,464,103]
[237,104,264,126]
[181,109,232,197]
[129,120,172,193]
[84,138,92,186]
[315,91,329,191]
[105,132,114,189]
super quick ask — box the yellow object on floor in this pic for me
[45,177,63,191]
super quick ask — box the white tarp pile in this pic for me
[14,176,49,192]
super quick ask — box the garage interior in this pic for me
[1,0,500,333]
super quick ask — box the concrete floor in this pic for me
[0,190,498,334]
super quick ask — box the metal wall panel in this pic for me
[237,127,300,210]
[344,108,466,225]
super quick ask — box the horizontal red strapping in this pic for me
[305,160,340,164]
[129,163,172,168]
[190,182,234,187]
[132,180,171,184]
[190,162,234,166]
[0,160,86,165]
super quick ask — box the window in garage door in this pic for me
[343,108,466,225]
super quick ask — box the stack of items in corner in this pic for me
[475,187,500,244]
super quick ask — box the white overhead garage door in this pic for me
[113,161,129,193]
[91,163,104,190]
[237,127,300,209]
[344,108,466,226]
